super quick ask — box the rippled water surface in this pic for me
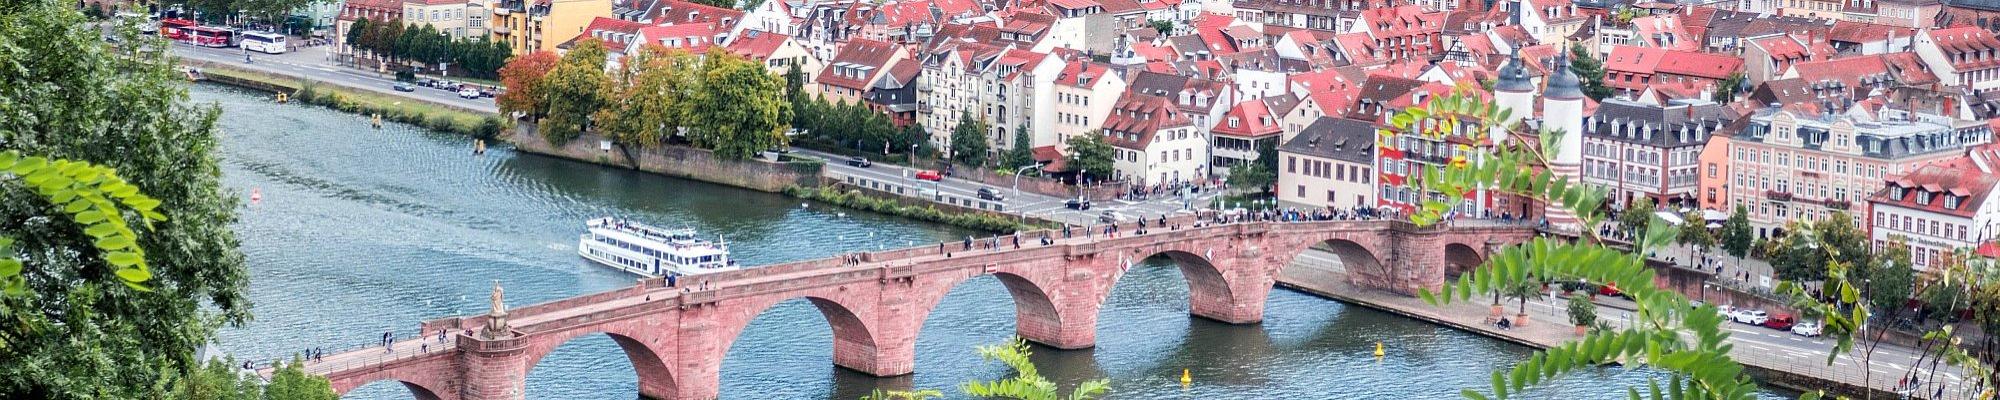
[195,84,1792,399]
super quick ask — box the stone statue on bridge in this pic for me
[483,280,511,339]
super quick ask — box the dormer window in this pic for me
[1918,190,1932,205]
[1228,116,1240,128]
[1891,185,1905,199]
[1946,194,1961,209]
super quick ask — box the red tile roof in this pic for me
[818,39,903,91]
[1871,154,1998,218]
[1102,93,1193,150]
[724,30,790,61]
[1928,26,2000,71]
[1212,98,1282,138]
[1655,50,1742,80]
[1055,61,1113,87]
[1604,46,1667,75]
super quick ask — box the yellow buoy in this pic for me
[1179,369,1191,386]
[1374,342,1385,358]
[372,114,383,129]
[276,92,288,103]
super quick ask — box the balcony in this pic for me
[1820,198,1850,209]
[491,26,511,35]
[918,101,932,113]
[492,7,510,15]
[1765,191,1793,201]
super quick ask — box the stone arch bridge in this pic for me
[302,219,1534,400]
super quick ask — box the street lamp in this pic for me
[1012,163,1041,199]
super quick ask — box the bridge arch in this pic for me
[519,328,676,400]
[1443,242,1485,280]
[337,379,445,400]
[910,271,1066,350]
[1317,238,1386,277]
[1125,249,1237,322]
[715,291,881,375]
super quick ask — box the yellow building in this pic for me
[488,0,612,54]
[404,0,486,39]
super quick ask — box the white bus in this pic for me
[241,31,287,54]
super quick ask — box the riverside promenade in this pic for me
[1278,254,1982,400]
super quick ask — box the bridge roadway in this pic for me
[282,217,1531,400]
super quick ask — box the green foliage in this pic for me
[951,112,991,166]
[0,151,168,294]
[1720,205,1753,259]
[597,46,696,148]
[1568,43,1614,101]
[263,358,337,400]
[1064,132,1116,181]
[961,338,1111,400]
[1567,293,1598,327]
[1228,160,1276,193]
[685,48,793,160]
[173,358,263,400]
[497,50,560,120]
[1396,85,1775,399]
[0,3,249,396]
[1617,197,1654,236]
[1863,238,1914,315]
[686,0,739,8]
[783,186,1038,232]
[1767,213,1865,283]
[1713,72,1745,102]
[1148,19,1174,35]
[1002,125,1037,170]
[541,39,611,145]
[1678,211,1716,254]
[346,19,513,78]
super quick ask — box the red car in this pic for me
[916,170,944,181]
[1763,313,1795,330]
[1598,282,1624,298]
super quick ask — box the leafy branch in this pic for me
[960,337,1110,400]
[1389,86,1775,399]
[0,150,167,295]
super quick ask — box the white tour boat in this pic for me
[577,217,737,277]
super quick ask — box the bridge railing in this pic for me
[296,332,461,376]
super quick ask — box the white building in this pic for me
[1913,26,2000,94]
[1868,146,2000,271]
[1103,93,1210,186]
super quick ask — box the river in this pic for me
[194,84,1790,399]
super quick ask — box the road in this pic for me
[171,43,499,114]
[794,148,1222,226]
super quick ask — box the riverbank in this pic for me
[1273,259,1934,399]
[185,60,501,138]
[783,185,1042,232]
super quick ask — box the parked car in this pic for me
[458,88,481,99]
[1065,198,1092,210]
[393,82,417,92]
[1099,210,1127,223]
[1762,313,1796,330]
[915,170,944,181]
[846,156,871,168]
[1730,309,1769,325]
[977,188,1004,201]
[1597,282,1625,298]
[1791,321,1823,337]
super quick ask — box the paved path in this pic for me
[1281,249,1982,399]
[797,148,1221,226]
[171,43,499,114]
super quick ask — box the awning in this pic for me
[1654,210,1685,226]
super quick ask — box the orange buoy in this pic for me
[250,188,263,204]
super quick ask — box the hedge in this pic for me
[783,186,1039,233]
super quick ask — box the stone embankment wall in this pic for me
[504,124,822,192]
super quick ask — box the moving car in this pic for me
[1730,309,1769,325]
[1791,321,1823,337]
[915,170,944,181]
[1065,198,1091,210]
[847,156,871,168]
[1099,210,1127,223]
[977,188,1004,201]
[458,88,481,99]
[1762,313,1795,330]
[393,82,417,92]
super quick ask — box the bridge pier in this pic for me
[459,341,532,400]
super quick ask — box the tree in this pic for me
[1002,125,1036,170]
[1501,275,1543,317]
[540,39,611,145]
[1813,211,1870,273]
[961,338,1110,400]
[1863,238,1915,315]
[1616,196,1653,237]
[950,112,990,166]
[1769,223,1826,283]
[1566,292,1598,329]
[1390,85,1854,399]
[1,3,251,397]
[861,389,944,400]
[687,0,738,8]
[173,358,262,400]
[1721,205,1754,260]
[1568,43,1613,101]
[1064,132,1116,182]
[1148,19,1174,35]
[597,46,694,148]
[686,49,792,160]
[345,18,371,52]
[1678,210,1715,263]
[1227,160,1275,193]
[262,358,338,400]
[497,50,560,120]
[1713,72,1746,102]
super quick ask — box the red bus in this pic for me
[188,26,236,47]
[159,18,196,41]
